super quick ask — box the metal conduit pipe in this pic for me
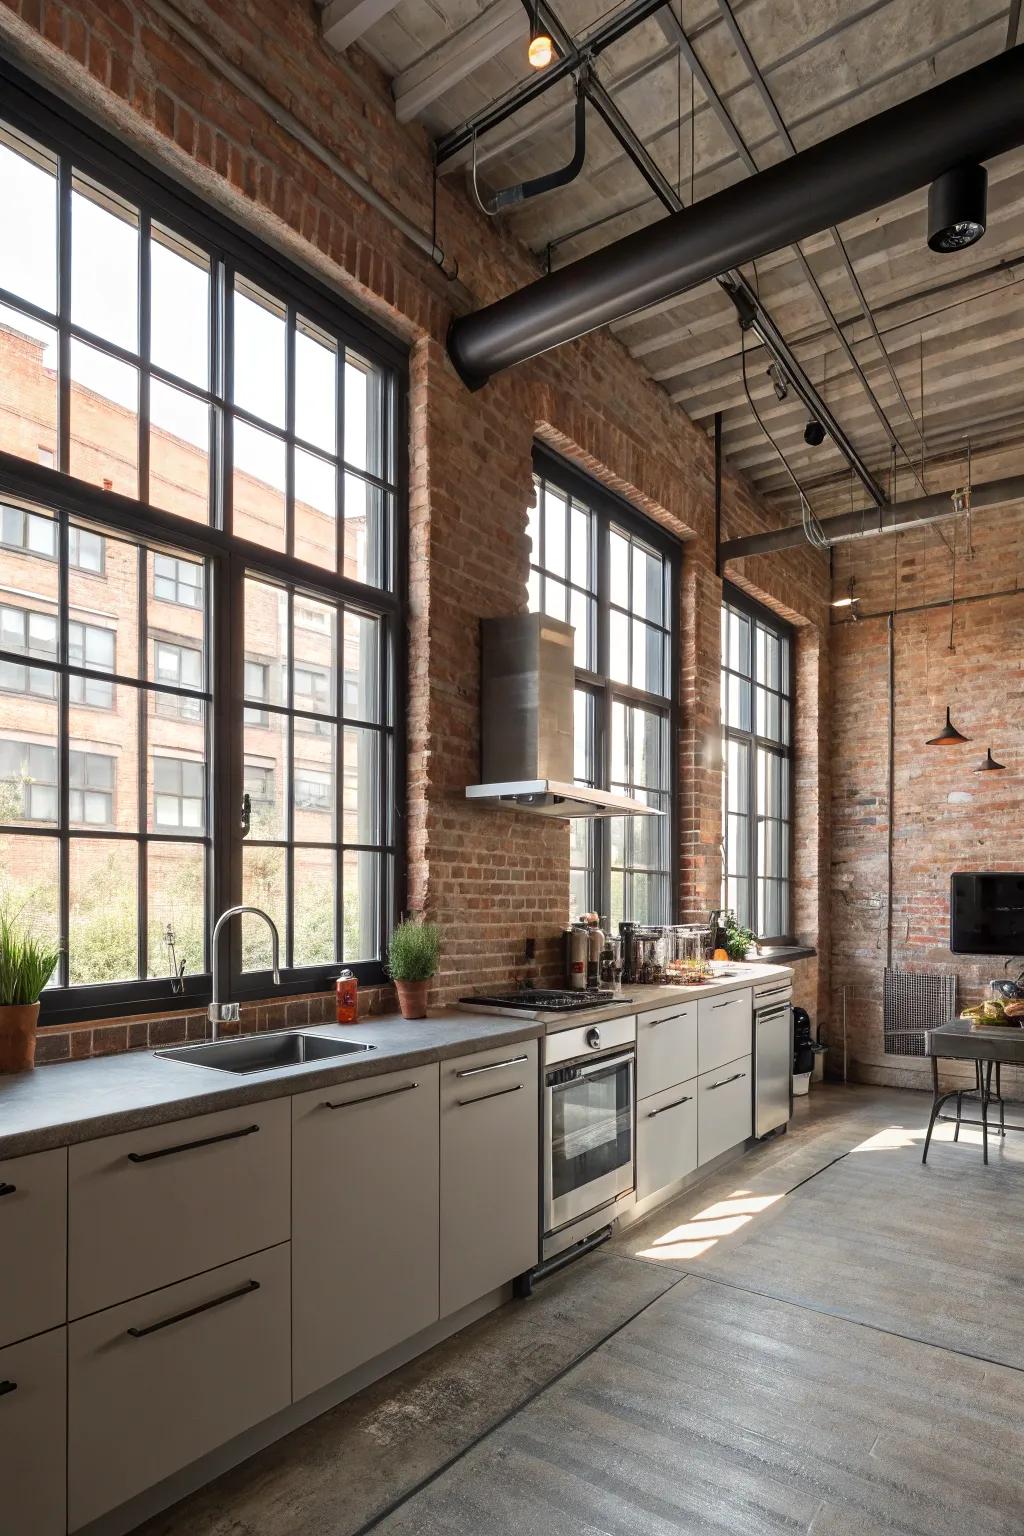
[718,475,1024,562]
[448,47,1024,388]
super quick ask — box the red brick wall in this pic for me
[0,0,831,1040]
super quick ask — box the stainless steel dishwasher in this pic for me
[753,977,794,1138]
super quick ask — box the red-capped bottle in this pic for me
[335,968,358,1024]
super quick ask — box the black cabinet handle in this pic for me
[0,1183,15,1198]
[706,1072,745,1091]
[457,1083,523,1108]
[647,1094,693,1117]
[712,999,737,1009]
[127,1278,260,1337]
[127,1124,260,1163]
[323,1081,417,1109]
[0,1380,16,1397]
[456,1054,529,1079]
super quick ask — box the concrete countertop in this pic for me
[0,1012,545,1160]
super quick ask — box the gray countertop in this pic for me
[926,1017,1024,1063]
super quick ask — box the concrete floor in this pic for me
[139,1083,1024,1534]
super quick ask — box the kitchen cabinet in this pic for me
[68,1243,290,1530]
[697,1054,753,1166]
[440,1041,539,1317]
[636,1078,698,1202]
[637,1001,697,1099]
[0,1147,66,1349]
[697,988,753,1075]
[0,1326,66,1536]
[69,1097,290,1318]
[291,1064,440,1401]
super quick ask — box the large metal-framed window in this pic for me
[0,63,406,1025]
[529,447,678,928]
[720,585,793,942]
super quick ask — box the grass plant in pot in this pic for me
[0,913,59,1073]
[388,919,440,1021]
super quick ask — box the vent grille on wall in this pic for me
[883,968,958,1057]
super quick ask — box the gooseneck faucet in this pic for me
[208,905,281,1038]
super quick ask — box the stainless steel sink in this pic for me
[156,1030,375,1074]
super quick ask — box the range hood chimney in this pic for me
[466,614,660,819]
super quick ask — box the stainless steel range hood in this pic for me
[466,614,661,820]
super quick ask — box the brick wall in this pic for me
[0,0,830,1051]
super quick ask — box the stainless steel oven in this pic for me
[543,1014,636,1259]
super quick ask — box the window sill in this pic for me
[755,945,817,963]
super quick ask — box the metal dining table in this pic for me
[923,1018,1024,1165]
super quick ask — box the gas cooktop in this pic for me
[458,989,631,1020]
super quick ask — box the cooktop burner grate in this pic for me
[460,990,620,1012]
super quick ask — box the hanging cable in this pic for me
[739,329,826,548]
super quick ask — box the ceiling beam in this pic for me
[320,0,402,53]
[392,0,528,124]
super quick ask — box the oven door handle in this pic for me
[548,1051,635,1088]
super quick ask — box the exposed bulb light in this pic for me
[975,747,1006,772]
[926,706,971,746]
[927,163,987,253]
[804,419,826,447]
[831,577,858,614]
[527,5,554,68]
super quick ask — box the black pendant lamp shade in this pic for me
[926,706,970,746]
[975,747,1006,772]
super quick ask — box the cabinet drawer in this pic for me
[636,1079,697,1203]
[440,1040,539,1317]
[292,1065,440,1401]
[697,1054,752,1166]
[69,1097,290,1318]
[0,1327,66,1536]
[697,988,752,1074]
[637,1002,697,1099]
[69,1243,290,1530]
[0,1147,66,1348]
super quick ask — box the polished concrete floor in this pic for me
[140,1083,1024,1535]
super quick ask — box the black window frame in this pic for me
[720,582,794,944]
[530,446,679,927]
[0,61,408,1026]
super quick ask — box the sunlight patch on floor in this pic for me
[633,1190,783,1263]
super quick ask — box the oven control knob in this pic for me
[585,1027,601,1049]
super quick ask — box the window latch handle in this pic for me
[240,792,251,838]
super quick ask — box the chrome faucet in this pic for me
[208,905,281,1038]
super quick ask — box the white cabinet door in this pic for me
[0,1327,66,1536]
[440,1041,539,1317]
[636,1079,698,1203]
[636,1002,697,1099]
[0,1147,66,1349]
[69,1097,290,1318]
[697,1054,753,1167]
[292,1065,440,1402]
[68,1243,290,1530]
[697,988,753,1075]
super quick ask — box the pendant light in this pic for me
[925,706,970,746]
[527,3,554,68]
[975,747,1006,772]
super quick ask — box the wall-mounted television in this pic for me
[950,873,1024,956]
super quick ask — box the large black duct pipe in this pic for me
[448,46,1024,389]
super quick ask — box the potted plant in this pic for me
[387,919,440,1020]
[722,912,756,964]
[0,913,59,1073]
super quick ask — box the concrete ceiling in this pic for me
[322,0,1024,521]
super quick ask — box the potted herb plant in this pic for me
[0,913,59,1073]
[722,912,756,964]
[387,919,441,1020]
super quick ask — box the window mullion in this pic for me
[136,546,148,982]
[138,210,152,508]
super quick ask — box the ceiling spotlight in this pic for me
[927,163,987,254]
[975,747,1006,773]
[527,4,554,68]
[926,706,971,746]
[804,419,826,447]
[766,363,788,402]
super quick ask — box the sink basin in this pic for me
[156,1030,375,1074]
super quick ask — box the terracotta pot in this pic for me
[0,1002,40,1073]
[395,979,430,1020]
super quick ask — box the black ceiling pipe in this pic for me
[448,46,1024,389]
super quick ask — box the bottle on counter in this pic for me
[565,923,589,989]
[586,915,605,990]
[335,968,359,1024]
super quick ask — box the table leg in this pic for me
[954,1089,963,1142]
[922,1054,942,1165]
[998,1061,1006,1137]
[982,1061,990,1165]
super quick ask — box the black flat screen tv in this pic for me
[950,872,1024,956]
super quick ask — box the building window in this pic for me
[528,449,676,927]
[721,587,793,941]
[0,85,403,1022]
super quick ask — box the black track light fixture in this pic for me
[974,747,1006,773]
[926,706,971,746]
[804,419,826,447]
[766,363,788,402]
[927,163,987,253]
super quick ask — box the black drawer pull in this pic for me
[456,1054,528,1079]
[0,1380,16,1397]
[706,1072,745,1091]
[648,1094,693,1118]
[127,1278,260,1338]
[323,1081,417,1110]
[127,1124,260,1163]
[0,1183,15,1198]
[457,1083,523,1108]
[712,999,738,1009]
